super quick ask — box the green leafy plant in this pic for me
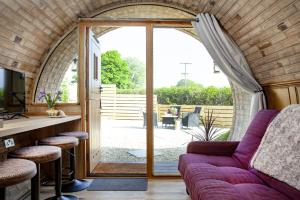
[169,107,178,115]
[101,50,132,89]
[185,110,222,141]
[60,79,70,103]
[214,131,230,141]
[117,86,233,106]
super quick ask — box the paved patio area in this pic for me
[99,118,229,165]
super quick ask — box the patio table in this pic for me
[162,115,177,128]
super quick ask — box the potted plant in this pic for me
[184,109,222,141]
[38,89,62,117]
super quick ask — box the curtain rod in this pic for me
[78,17,199,22]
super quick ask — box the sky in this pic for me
[98,27,229,88]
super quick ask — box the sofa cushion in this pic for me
[250,169,300,200]
[232,109,279,168]
[190,179,290,200]
[250,105,300,194]
[178,153,242,176]
[183,163,264,191]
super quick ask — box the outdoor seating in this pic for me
[162,115,177,127]
[170,105,181,119]
[162,106,181,128]
[143,112,158,128]
[181,106,201,128]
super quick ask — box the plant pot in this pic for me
[46,108,59,117]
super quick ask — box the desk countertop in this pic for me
[0,115,81,138]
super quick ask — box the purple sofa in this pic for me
[178,110,300,200]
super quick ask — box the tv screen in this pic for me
[0,67,25,114]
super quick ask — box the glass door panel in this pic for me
[152,27,232,175]
[93,26,147,176]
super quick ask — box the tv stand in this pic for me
[0,112,28,120]
[8,113,29,120]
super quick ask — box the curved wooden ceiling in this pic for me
[34,5,196,101]
[0,0,299,102]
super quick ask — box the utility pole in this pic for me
[180,62,192,87]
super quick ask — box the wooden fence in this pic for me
[101,84,157,120]
[101,84,233,127]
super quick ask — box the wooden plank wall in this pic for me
[158,104,233,128]
[0,1,298,104]
[263,82,300,110]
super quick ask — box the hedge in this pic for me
[117,86,233,106]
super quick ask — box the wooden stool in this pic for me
[58,131,88,140]
[57,132,89,192]
[10,145,77,200]
[40,136,80,197]
[0,158,37,200]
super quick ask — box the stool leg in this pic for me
[55,157,62,197]
[61,147,90,193]
[31,163,40,200]
[0,188,5,200]
[45,157,78,200]
[69,147,76,180]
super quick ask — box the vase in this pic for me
[46,108,59,117]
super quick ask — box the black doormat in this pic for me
[87,178,148,191]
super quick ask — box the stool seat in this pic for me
[58,131,88,140]
[0,159,36,187]
[40,136,79,149]
[10,146,61,164]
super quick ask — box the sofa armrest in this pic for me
[187,141,240,156]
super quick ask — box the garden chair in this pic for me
[170,105,181,119]
[143,112,158,128]
[162,105,181,128]
[181,106,201,128]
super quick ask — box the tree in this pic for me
[176,79,202,87]
[101,50,132,89]
[60,79,70,103]
[124,57,145,89]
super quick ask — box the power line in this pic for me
[180,62,192,87]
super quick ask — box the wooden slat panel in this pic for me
[297,86,300,103]
[100,84,157,120]
[264,85,293,109]
[289,86,298,104]
[101,85,233,127]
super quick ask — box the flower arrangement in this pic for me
[38,90,62,116]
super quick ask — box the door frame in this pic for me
[78,18,194,178]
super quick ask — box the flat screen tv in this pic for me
[0,67,26,117]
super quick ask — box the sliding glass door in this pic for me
[91,26,147,176]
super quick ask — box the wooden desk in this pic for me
[0,115,81,138]
[0,115,85,179]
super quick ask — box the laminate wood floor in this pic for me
[40,179,190,200]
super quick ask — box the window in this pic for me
[59,59,78,103]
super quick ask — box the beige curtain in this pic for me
[192,13,266,119]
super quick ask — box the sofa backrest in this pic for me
[232,109,279,168]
